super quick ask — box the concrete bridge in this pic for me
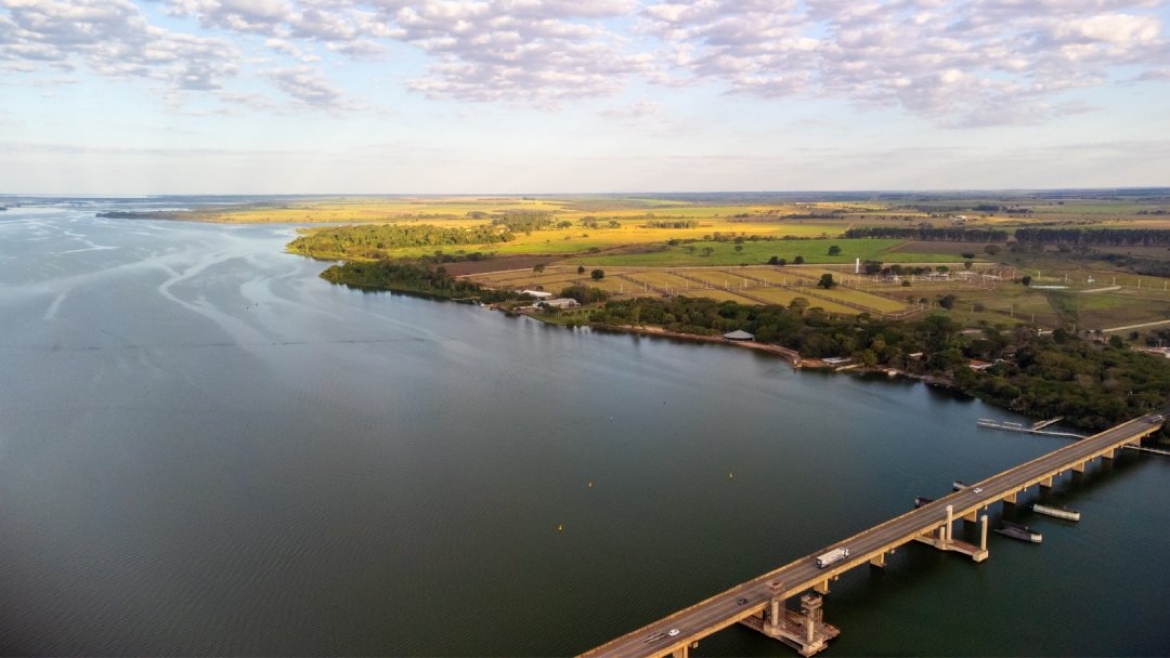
[579,411,1166,658]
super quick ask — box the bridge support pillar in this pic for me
[670,646,688,658]
[1073,460,1086,473]
[1004,491,1017,505]
[869,552,886,568]
[963,509,978,523]
[1040,476,1054,489]
[980,515,989,553]
[801,593,824,649]
[1103,448,1115,460]
[814,580,830,595]
[766,598,782,634]
[944,505,954,544]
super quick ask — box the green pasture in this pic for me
[567,239,954,267]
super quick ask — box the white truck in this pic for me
[815,547,850,568]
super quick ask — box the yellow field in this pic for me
[742,288,858,314]
[674,288,759,304]
[811,287,909,313]
[469,272,584,291]
[465,264,910,316]
[618,271,699,294]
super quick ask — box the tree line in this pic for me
[1014,227,1170,247]
[490,212,554,233]
[318,261,523,303]
[844,226,1009,242]
[643,220,699,228]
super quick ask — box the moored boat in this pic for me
[953,480,968,491]
[995,521,1042,543]
[1032,503,1081,521]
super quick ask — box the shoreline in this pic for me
[598,324,808,367]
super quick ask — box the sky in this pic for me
[2,0,1170,195]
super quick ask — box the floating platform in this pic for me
[1033,504,1080,521]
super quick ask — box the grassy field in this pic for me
[568,238,954,267]
[248,192,1170,331]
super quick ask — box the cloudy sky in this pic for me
[3,0,1170,194]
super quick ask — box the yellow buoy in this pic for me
[588,480,594,489]
[557,524,564,532]
[729,472,734,479]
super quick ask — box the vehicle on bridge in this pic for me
[815,547,849,568]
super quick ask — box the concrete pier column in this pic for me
[1073,460,1086,473]
[671,646,689,658]
[980,514,989,552]
[945,505,954,543]
[769,598,781,631]
[1040,476,1053,489]
[1004,491,1017,504]
[869,552,886,568]
[1103,448,1115,460]
[814,580,830,595]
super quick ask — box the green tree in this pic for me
[793,255,805,264]
[1022,275,1033,286]
[577,265,586,275]
[828,245,841,256]
[591,269,605,281]
[818,273,836,289]
[533,263,546,273]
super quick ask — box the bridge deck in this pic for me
[579,412,1164,658]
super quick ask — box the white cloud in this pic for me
[389,0,646,104]
[267,65,346,106]
[638,0,1170,126]
[4,0,1167,125]
[0,0,238,91]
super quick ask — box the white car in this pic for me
[667,629,680,637]
[973,487,984,494]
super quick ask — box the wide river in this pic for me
[1,202,1168,656]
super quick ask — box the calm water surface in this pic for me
[1,203,1168,656]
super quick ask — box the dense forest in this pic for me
[844,226,1009,242]
[288,224,512,260]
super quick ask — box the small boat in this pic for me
[995,521,1042,543]
[1032,503,1080,521]
[914,496,933,508]
[953,480,969,491]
